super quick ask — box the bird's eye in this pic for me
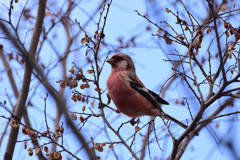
[117,57,123,61]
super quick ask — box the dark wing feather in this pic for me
[147,89,169,105]
[128,76,199,136]
[129,80,169,106]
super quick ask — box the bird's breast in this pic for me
[106,72,157,117]
[107,72,133,97]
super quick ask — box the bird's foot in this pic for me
[130,118,140,126]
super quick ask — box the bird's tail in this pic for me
[162,114,199,136]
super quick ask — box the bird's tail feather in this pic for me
[163,114,199,136]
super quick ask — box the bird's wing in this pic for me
[128,74,169,105]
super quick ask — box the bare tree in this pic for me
[0,0,240,160]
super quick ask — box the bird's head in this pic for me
[107,53,135,72]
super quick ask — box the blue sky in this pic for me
[0,0,239,159]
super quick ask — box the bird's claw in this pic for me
[130,118,140,126]
[106,92,111,105]
[116,110,120,113]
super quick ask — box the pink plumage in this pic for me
[107,70,163,117]
[106,53,198,136]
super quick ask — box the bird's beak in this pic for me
[106,58,114,64]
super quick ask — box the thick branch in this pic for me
[0,7,96,160]
[4,0,47,159]
[208,0,227,83]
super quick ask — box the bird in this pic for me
[106,53,198,136]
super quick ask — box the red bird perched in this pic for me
[106,53,198,135]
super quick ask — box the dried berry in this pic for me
[71,113,77,120]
